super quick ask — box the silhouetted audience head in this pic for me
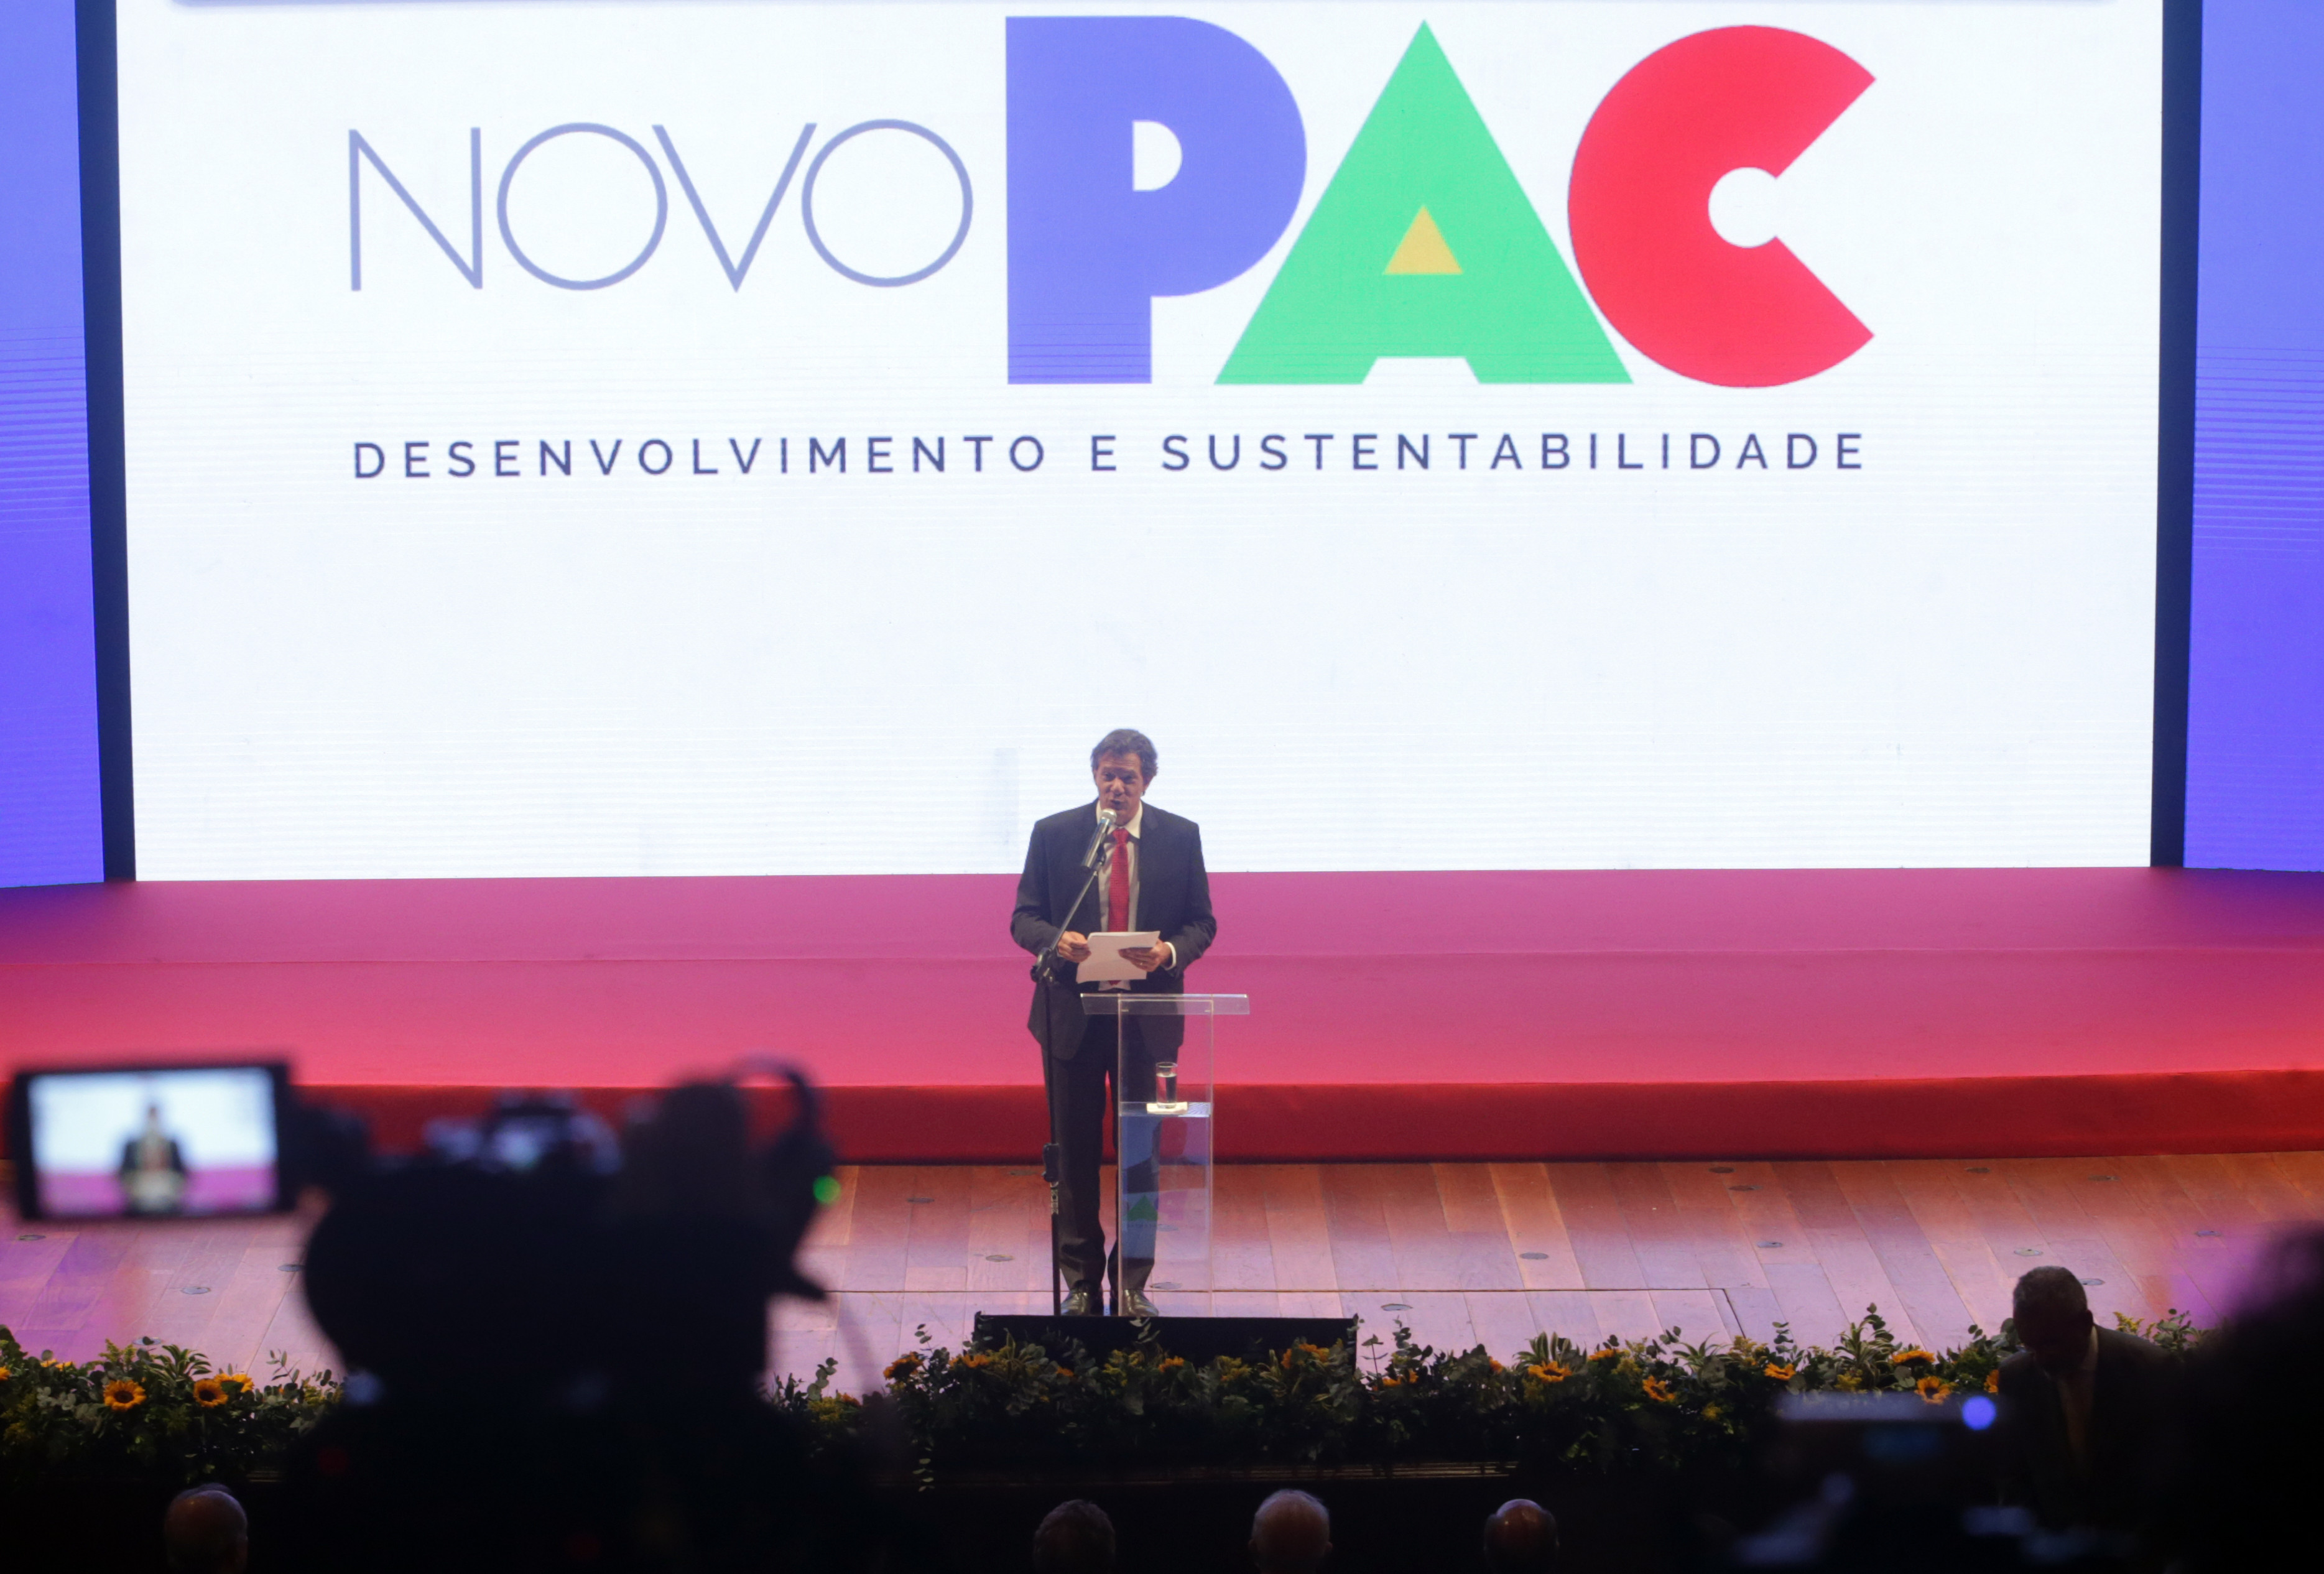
[1483,1498,1558,1572]
[2170,1227,2324,1572]
[2012,1264,2097,1374]
[164,1485,248,1574]
[1032,1499,1116,1574]
[612,1080,756,1220]
[1251,1489,1331,1574]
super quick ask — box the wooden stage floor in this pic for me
[6,1155,2320,1396]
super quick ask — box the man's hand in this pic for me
[1123,945,1174,973]
[1055,931,1092,963]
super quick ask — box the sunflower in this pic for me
[1764,1362,1797,1382]
[1157,1356,1186,1373]
[1703,1404,1723,1422]
[1985,1369,2001,1395]
[192,1379,229,1408]
[220,1374,252,1396]
[1527,1362,1572,1385]
[958,1353,991,1370]
[882,1353,922,1382]
[1055,1366,1073,1378]
[1915,1374,1951,1404]
[1891,1348,1937,1366]
[102,1379,146,1412]
[0,1368,10,1383]
[1588,1346,1623,1363]
[1642,1377,1677,1404]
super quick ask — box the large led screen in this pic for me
[0,0,103,889]
[115,0,2164,878]
[2186,0,2324,871]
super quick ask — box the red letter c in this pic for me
[1568,27,1873,388]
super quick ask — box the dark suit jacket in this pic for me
[118,1136,187,1178]
[1997,1326,2177,1533]
[1011,800,1216,1061]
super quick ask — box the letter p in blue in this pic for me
[1007,17,1306,383]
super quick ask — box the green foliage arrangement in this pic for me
[0,1327,334,1487]
[2,1308,2203,1489]
[790,1307,2201,1478]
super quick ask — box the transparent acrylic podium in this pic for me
[1081,992,1248,1315]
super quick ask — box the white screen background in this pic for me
[116,0,2162,876]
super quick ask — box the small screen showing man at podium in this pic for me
[22,1068,282,1220]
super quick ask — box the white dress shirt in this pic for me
[1093,802,1175,983]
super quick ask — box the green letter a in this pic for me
[1219,24,1627,384]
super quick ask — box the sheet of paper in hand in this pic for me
[1078,932,1160,984]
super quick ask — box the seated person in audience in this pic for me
[1483,1498,1558,1572]
[1032,1499,1116,1574]
[1996,1265,2174,1534]
[1251,1489,1331,1574]
[2166,1226,2324,1571]
[164,1485,249,1574]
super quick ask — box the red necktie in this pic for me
[1106,827,1131,931]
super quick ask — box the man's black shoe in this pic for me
[1118,1289,1160,1318]
[1063,1288,1098,1316]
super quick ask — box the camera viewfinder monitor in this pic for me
[7,1063,295,1221]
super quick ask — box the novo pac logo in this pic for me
[1007,18,1873,388]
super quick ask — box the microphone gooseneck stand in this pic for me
[1035,814,1118,1317]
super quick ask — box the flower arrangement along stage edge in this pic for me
[0,1308,2203,1489]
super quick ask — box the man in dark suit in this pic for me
[119,1101,190,1215]
[1996,1265,2176,1536]
[1011,728,1215,1316]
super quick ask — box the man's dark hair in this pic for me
[1090,729,1157,780]
[1032,1498,1116,1574]
[2012,1265,2091,1322]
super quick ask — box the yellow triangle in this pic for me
[1385,206,1461,275]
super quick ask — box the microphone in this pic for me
[1081,808,1119,870]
